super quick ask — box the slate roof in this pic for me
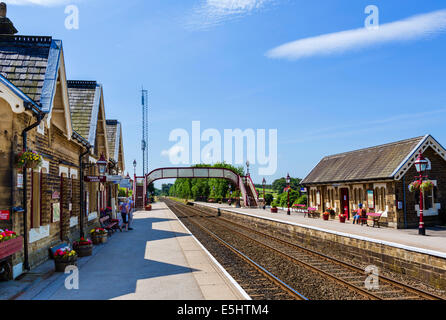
[0,35,58,107]
[302,136,425,185]
[67,80,100,144]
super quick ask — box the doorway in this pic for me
[340,188,350,219]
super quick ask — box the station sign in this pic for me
[0,210,10,221]
[119,179,132,189]
[84,176,107,183]
[106,175,125,183]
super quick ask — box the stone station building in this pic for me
[302,135,446,229]
[0,4,125,279]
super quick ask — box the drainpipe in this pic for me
[403,176,407,229]
[22,109,44,271]
[79,146,91,239]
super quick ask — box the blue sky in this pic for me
[6,0,446,187]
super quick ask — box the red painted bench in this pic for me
[360,212,382,228]
[100,216,122,234]
[305,207,317,218]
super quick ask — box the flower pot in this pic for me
[271,208,278,213]
[54,258,78,273]
[145,205,152,211]
[73,244,93,257]
[323,214,329,221]
[339,216,346,223]
[0,237,23,261]
[92,234,107,245]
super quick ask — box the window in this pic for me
[367,190,375,209]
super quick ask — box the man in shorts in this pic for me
[120,200,129,231]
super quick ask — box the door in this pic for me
[136,186,144,208]
[341,188,350,219]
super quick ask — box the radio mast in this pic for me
[141,88,149,176]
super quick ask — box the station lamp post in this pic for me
[286,173,291,216]
[262,178,267,210]
[126,173,131,198]
[97,154,108,176]
[133,160,137,202]
[415,153,429,236]
[246,161,250,177]
[80,154,108,238]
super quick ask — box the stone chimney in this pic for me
[0,2,18,35]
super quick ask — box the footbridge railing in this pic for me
[144,167,260,208]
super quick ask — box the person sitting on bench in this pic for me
[353,204,365,224]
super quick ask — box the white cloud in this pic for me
[5,0,76,6]
[267,9,446,60]
[161,146,185,159]
[186,0,274,30]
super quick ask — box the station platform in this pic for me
[3,202,249,300]
[193,202,446,259]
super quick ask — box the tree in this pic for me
[169,163,244,200]
[272,177,303,195]
[278,190,301,208]
[264,194,274,206]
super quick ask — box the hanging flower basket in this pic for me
[54,248,78,272]
[16,151,42,169]
[408,181,421,193]
[420,181,434,193]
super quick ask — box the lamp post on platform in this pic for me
[414,153,429,236]
[133,160,137,202]
[262,178,267,210]
[286,173,291,216]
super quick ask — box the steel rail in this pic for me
[166,200,308,301]
[186,201,444,300]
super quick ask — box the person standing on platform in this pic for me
[120,200,129,232]
[127,197,134,231]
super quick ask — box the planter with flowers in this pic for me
[322,211,330,221]
[0,230,23,261]
[339,214,347,223]
[145,204,152,211]
[16,150,42,169]
[90,228,108,245]
[73,238,93,257]
[271,202,279,213]
[54,248,77,272]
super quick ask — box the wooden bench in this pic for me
[360,212,382,228]
[293,204,307,213]
[100,216,122,234]
[305,207,317,218]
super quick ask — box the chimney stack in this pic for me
[0,2,18,35]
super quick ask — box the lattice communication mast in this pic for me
[141,88,149,176]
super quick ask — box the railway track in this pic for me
[165,199,444,301]
[165,199,308,300]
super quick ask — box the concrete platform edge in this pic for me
[165,205,251,300]
[195,202,446,260]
